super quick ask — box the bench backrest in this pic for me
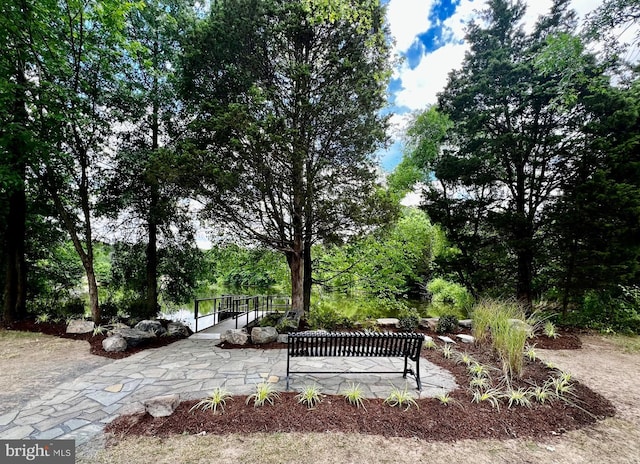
[287,331,423,359]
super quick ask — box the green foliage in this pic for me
[384,385,418,411]
[471,388,502,410]
[564,287,640,334]
[307,300,352,331]
[543,321,559,339]
[524,344,538,362]
[296,385,323,409]
[246,383,280,408]
[471,299,529,379]
[436,315,458,334]
[531,384,555,404]
[313,209,447,298]
[189,387,233,414]
[441,344,453,359]
[505,388,532,409]
[203,245,289,290]
[426,278,473,314]
[455,351,476,367]
[423,338,437,350]
[341,383,367,410]
[275,318,299,334]
[397,307,420,332]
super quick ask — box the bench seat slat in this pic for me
[286,331,423,390]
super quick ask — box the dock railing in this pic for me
[194,294,291,332]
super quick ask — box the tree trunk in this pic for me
[145,39,160,318]
[3,187,27,323]
[303,240,312,313]
[146,190,159,317]
[288,245,304,317]
[2,59,28,323]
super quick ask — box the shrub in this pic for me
[62,298,86,318]
[436,314,458,334]
[307,301,350,330]
[125,298,159,322]
[259,313,281,327]
[426,278,474,314]
[397,307,420,331]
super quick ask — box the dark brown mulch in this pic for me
[5,319,610,441]
[2,319,184,359]
[106,336,615,442]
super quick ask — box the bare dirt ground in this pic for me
[2,329,639,463]
[0,330,110,415]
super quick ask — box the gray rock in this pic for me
[144,394,180,418]
[251,326,278,344]
[455,334,475,344]
[102,334,127,352]
[221,329,249,345]
[437,335,457,344]
[376,318,399,327]
[107,322,130,336]
[458,319,473,329]
[134,320,166,336]
[112,327,156,347]
[66,319,95,334]
[167,321,190,338]
[118,402,146,416]
[277,334,288,344]
[420,318,439,331]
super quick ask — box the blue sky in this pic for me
[379,0,604,172]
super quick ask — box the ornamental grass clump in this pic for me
[190,386,232,414]
[341,383,367,410]
[246,382,280,408]
[296,384,323,409]
[384,385,418,411]
[471,299,529,379]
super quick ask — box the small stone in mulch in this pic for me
[437,335,456,344]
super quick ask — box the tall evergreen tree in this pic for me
[182,0,394,314]
[99,0,198,317]
[429,0,599,304]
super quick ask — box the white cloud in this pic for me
[393,41,467,111]
[380,0,615,171]
[386,0,434,53]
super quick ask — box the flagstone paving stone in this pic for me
[1,336,457,456]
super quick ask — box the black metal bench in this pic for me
[286,331,424,390]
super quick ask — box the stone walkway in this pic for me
[0,338,457,453]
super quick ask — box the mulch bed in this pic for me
[5,319,610,442]
[106,327,613,442]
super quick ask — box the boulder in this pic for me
[251,326,278,344]
[221,329,249,345]
[455,334,475,344]
[112,327,156,347]
[376,318,399,327]
[66,319,95,334]
[458,319,473,329]
[144,394,180,418]
[420,318,439,331]
[277,334,288,344]
[134,320,166,336]
[102,334,128,352]
[167,321,190,338]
